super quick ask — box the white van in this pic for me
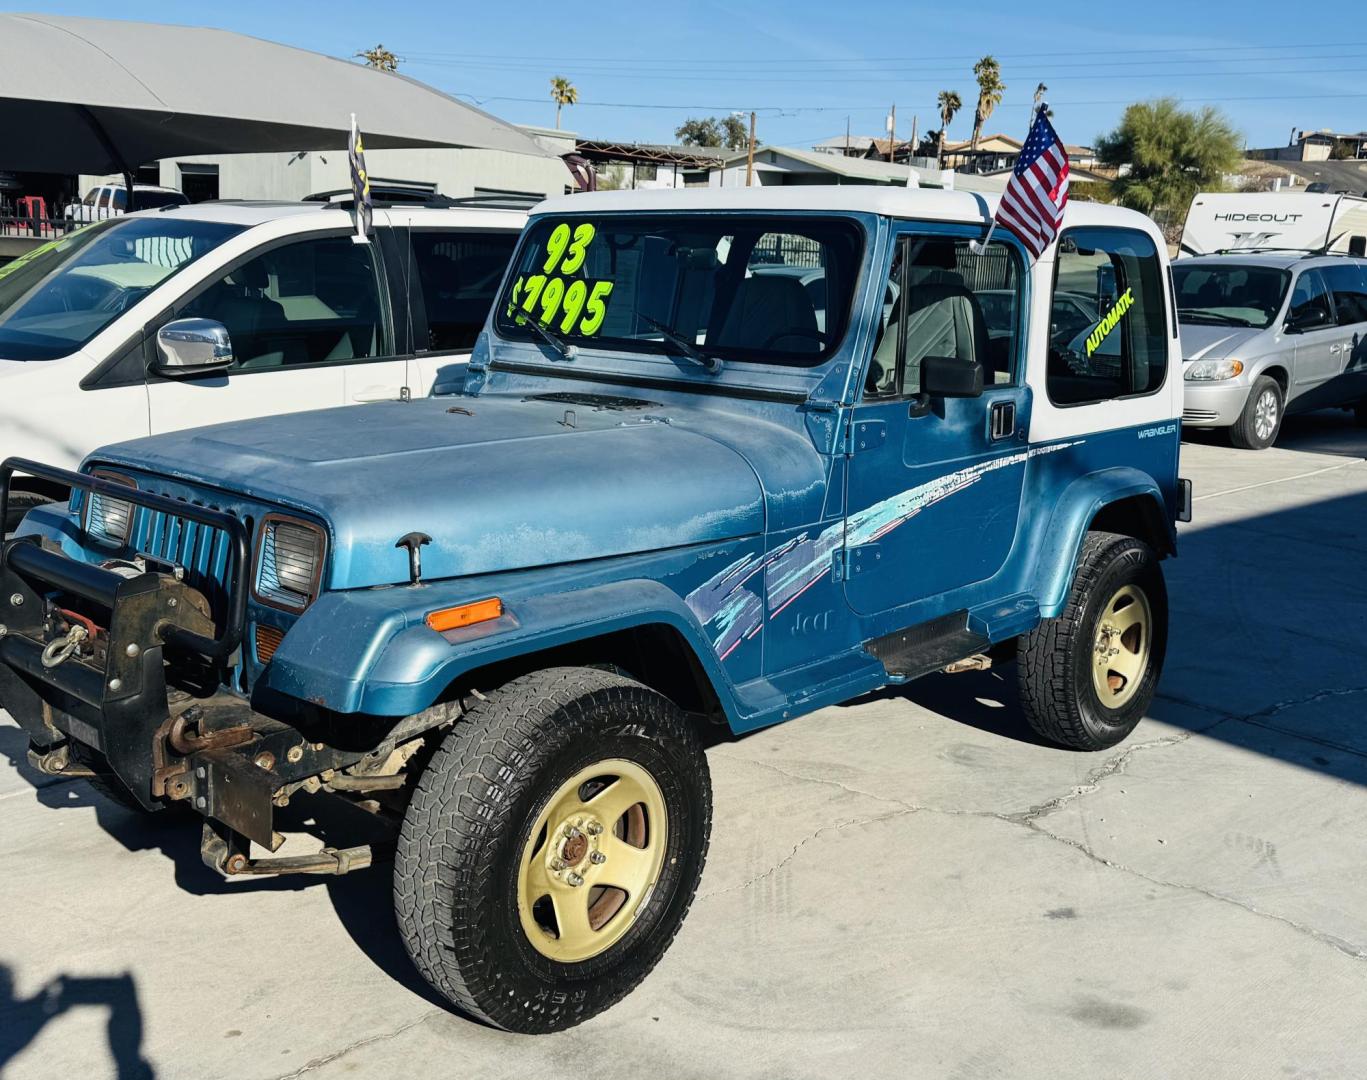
[64,183,190,222]
[1180,192,1367,258]
[1,200,526,530]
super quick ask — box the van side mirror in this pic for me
[920,354,984,398]
[1285,307,1332,334]
[152,318,233,376]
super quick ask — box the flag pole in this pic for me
[971,84,1048,255]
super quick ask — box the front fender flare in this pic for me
[1028,467,1170,620]
[259,576,738,722]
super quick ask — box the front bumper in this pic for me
[1181,380,1250,427]
[1,459,295,848]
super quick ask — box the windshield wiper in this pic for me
[1177,308,1254,328]
[512,310,575,359]
[636,314,722,374]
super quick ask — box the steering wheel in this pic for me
[760,327,826,351]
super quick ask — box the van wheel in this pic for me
[4,491,52,536]
[1017,531,1168,751]
[393,667,712,1034]
[1229,376,1283,450]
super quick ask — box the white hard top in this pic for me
[533,185,1158,234]
[124,201,528,229]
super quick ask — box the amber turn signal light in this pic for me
[426,597,503,633]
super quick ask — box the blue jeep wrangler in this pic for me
[1,187,1190,1033]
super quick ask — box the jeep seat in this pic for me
[713,274,822,355]
[867,278,990,396]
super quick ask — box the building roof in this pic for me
[533,184,1161,236]
[812,134,880,152]
[117,201,527,228]
[574,140,725,168]
[718,145,924,184]
[943,134,1022,154]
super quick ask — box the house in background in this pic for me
[1248,129,1367,163]
[941,134,1097,174]
[811,134,882,157]
[706,145,1009,193]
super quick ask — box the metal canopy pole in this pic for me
[76,106,135,210]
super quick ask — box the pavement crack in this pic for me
[698,807,916,900]
[1021,817,1367,964]
[267,1010,443,1080]
[730,754,917,812]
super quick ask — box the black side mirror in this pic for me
[921,354,984,398]
[1285,308,1331,334]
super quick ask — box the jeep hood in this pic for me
[93,396,765,587]
[1178,324,1263,362]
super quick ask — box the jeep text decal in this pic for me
[1085,287,1134,358]
[507,221,615,336]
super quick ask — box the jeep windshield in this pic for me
[495,215,863,367]
[0,215,244,361]
[1171,264,1290,330]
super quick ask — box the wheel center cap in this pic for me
[561,832,588,864]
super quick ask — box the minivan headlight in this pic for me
[1185,359,1244,381]
[84,471,136,545]
[253,515,326,611]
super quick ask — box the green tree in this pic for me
[1096,98,1242,220]
[936,90,962,166]
[550,76,579,130]
[676,116,748,151]
[356,45,398,72]
[720,114,750,151]
[970,57,1004,153]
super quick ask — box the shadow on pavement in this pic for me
[0,962,155,1079]
[1182,406,1367,460]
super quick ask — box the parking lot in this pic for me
[2,411,1365,1080]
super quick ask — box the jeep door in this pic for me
[146,228,392,432]
[1285,268,1342,407]
[843,228,1029,617]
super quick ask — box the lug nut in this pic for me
[550,858,565,871]
[585,821,603,836]
[564,823,581,839]
[566,871,584,887]
[590,851,606,864]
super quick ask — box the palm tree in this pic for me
[936,90,962,167]
[970,56,1005,155]
[550,77,579,130]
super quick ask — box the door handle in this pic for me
[989,400,1016,441]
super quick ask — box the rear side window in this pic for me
[1048,227,1167,406]
[409,230,518,351]
[1323,263,1367,325]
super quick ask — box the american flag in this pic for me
[992,108,1069,258]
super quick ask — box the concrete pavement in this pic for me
[3,411,1366,1079]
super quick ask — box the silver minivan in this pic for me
[1177,254,1367,448]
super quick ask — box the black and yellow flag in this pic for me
[348,113,372,243]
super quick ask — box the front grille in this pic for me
[127,496,241,618]
[1182,408,1220,423]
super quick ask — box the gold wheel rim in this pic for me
[516,758,668,964]
[1091,584,1152,709]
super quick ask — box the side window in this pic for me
[409,230,518,352]
[1048,227,1166,406]
[95,188,112,209]
[1287,270,1335,331]
[111,189,127,212]
[179,236,386,374]
[865,234,1021,398]
[1324,263,1367,326]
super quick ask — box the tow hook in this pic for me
[40,624,88,669]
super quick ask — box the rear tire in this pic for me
[4,491,52,536]
[393,667,711,1033]
[1228,376,1283,450]
[1017,531,1168,751]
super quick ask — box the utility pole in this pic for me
[845,116,850,156]
[909,115,918,159]
[887,104,896,162]
[745,111,757,187]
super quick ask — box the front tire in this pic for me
[1017,531,1168,751]
[1228,376,1283,450]
[394,667,712,1033]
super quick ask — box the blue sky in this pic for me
[23,1,1367,151]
